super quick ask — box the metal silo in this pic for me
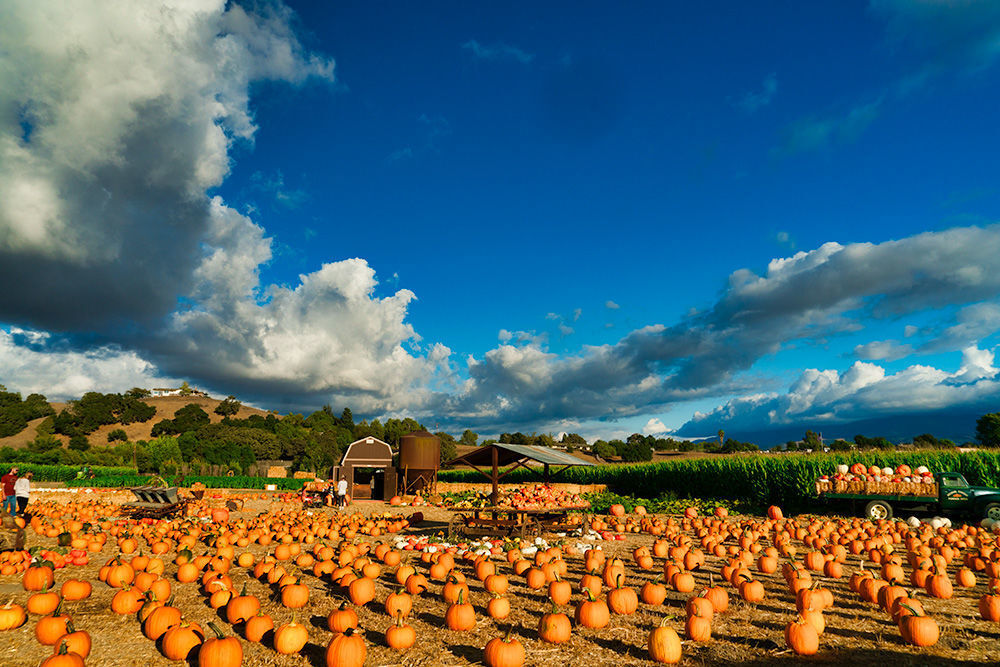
[398,431,440,495]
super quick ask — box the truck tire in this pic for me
[865,500,893,521]
[985,503,1000,522]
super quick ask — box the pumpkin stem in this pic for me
[207,621,227,639]
[899,602,922,617]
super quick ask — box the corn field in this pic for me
[439,451,1000,509]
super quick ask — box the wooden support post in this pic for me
[491,446,499,506]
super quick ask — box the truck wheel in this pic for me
[865,500,893,521]
[985,503,1000,522]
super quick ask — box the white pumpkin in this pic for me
[836,464,849,475]
[981,518,994,530]
[908,516,921,528]
[882,467,893,476]
[930,518,944,529]
[916,465,929,475]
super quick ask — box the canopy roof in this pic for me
[447,443,593,468]
[446,443,593,504]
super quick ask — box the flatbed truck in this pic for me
[819,471,1000,522]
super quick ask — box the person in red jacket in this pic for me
[1,467,18,516]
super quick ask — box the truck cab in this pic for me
[938,471,1000,521]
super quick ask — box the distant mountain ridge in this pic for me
[677,408,985,450]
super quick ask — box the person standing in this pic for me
[336,477,348,507]
[1,467,17,516]
[14,472,31,516]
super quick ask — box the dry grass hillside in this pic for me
[0,395,273,449]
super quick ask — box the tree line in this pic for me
[4,385,1000,472]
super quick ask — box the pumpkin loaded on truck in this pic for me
[816,467,1000,521]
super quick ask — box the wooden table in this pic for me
[448,506,586,538]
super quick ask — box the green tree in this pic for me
[126,387,151,398]
[592,440,616,460]
[459,429,479,447]
[367,419,385,441]
[173,404,211,432]
[382,419,405,447]
[976,413,1000,448]
[68,434,90,451]
[803,430,823,450]
[179,381,192,396]
[147,436,184,474]
[107,428,128,443]
[829,439,852,451]
[214,395,242,417]
[533,433,556,448]
[560,432,587,446]
[340,407,354,429]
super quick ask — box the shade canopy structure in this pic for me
[445,443,594,504]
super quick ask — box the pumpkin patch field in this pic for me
[1,491,999,666]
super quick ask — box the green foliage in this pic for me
[582,490,753,516]
[0,463,134,482]
[107,428,128,443]
[617,435,653,462]
[592,440,616,460]
[126,387,151,398]
[64,474,304,489]
[214,395,241,417]
[976,413,1000,448]
[146,436,184,473]
[52,392,154,436]
[912,433,956,449]
[460,429,479,446]
[152,403,210,436]
[68,434,90,451]
[854,434,894,450]
[0,389,55,437]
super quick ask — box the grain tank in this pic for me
[397,430,440,495]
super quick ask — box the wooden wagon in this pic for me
[120,486,188,519]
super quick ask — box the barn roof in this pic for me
[340,436,392,467]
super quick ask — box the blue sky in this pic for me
[2,1,1000,444]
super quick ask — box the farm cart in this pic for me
[120,486,188,519]
[818,471,1000,521]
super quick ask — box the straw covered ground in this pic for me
[2,491,999,666]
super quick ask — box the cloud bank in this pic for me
[678,346,1000,436]
[1,2,999,440]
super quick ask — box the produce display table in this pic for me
[448,506,583,538]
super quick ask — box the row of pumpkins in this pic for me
[821,463,936,484]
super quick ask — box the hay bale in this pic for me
[293,471,315,480]
[267,466,288,478]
